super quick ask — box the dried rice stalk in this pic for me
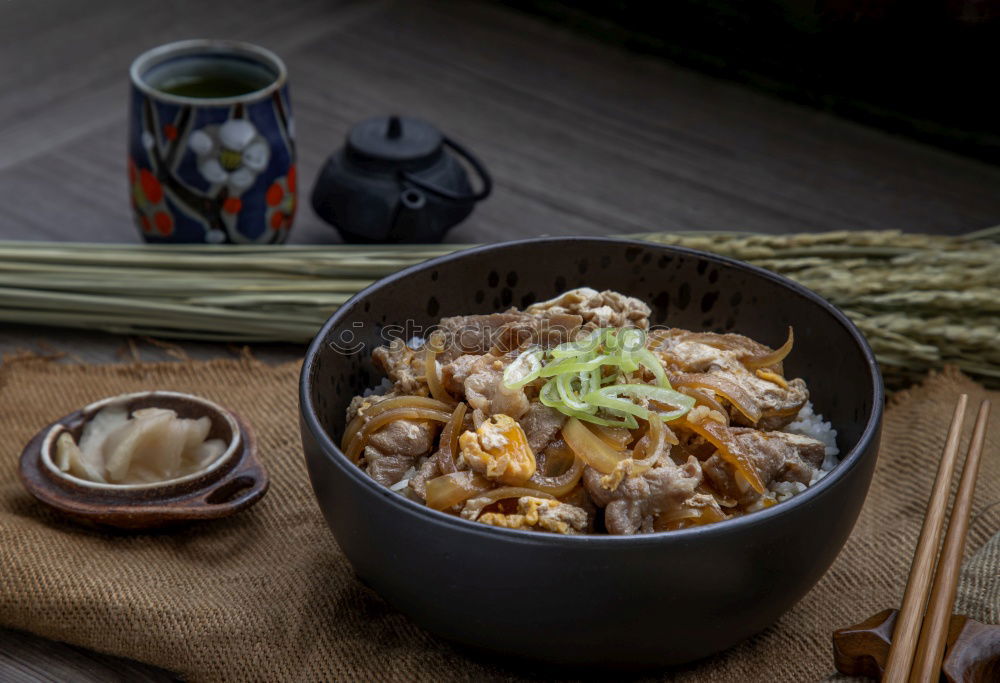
[1,229,997,389]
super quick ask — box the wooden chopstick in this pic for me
[882,393,969,683]
[911,399,992,681]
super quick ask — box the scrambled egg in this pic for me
[459,414,536,485]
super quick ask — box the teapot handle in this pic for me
[399,136,492,203]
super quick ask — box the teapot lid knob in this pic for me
[346,115,443,167]
[386,115,402,139]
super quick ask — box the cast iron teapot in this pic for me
[310,115,492,243]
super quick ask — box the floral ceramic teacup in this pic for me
[128,40,296,244]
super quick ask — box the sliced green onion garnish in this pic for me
[637,347,671,388]
[538,376,562,408]
[587,384,695,422]
[616,328,646,352]
[612,328,643,372]
[586,368,602,395]
[585,389,651,420]
[563,406,639,428]
[502,347,543,389]
[500,327,683,426]
[556,373,590,412]
[538,354,613,377]
[548,331,601,359]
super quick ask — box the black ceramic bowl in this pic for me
[300,237,883,668]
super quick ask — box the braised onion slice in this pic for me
[632,415,667,467]
[525,455,585,498]
[341,395,453,451]
[681,417,765,494]
[764,403,804,421]
[345,406,452,463]
[743,327,794,371]
[591,424,632,450]
[436,402,468,474]
[655,506,702,526]
[425,470,491,510]
[540,440,577,475]
[755,368,789,389]
[461,486,555,520]
[424,332,455,404]
[561,417,628,474]
[341,413,365,453]
[340,396,452,452]
[672,373,762,425]
[655,502,727,531]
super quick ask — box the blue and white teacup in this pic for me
[128,40,296,244]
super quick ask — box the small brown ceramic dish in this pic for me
[19,390,269,530]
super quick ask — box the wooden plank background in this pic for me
[1,0,998,679]
[2,0,1000,246]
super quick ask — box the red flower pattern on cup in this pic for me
[265,165,297,231]
[222,197,243,215]
[128,157,173,236]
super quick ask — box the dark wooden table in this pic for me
[2,0,1000,680]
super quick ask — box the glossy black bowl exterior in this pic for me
[299,237,883,667]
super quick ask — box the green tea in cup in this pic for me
[145,57,277,99]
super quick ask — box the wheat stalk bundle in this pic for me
[1,227,997,388]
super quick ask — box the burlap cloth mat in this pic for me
[0,355,997,682]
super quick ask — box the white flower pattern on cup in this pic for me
[188,119,270,195]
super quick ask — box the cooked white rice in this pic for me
[361,377,393,398]
[744,401,839,510]
[389,474,414,492]
[769,480,808,502]
[785,401,840,485]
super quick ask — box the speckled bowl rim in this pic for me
[301,236,884,547]
[129,39,287,107]
[41,390,242,491]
